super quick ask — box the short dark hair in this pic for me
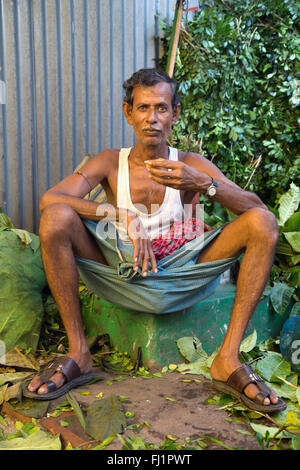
[123,68,181,110]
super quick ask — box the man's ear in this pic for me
[171,103,181,126]
[122,102,133,126]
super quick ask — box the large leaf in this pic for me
[0,210,14,230]
[176,337,208,363]
[85,395,126,442]
[240,330,257,353]
[0,371,32,386]
[290,302,300,318]
[66,392,86,431]
[11,398,50,418]
[250,422,291,439]
[283,211,300,233]
[278,183,300,226]
[0,347,40,370]
[176,360,211,379]
[283,232,300,253]
[0,231,46,354]
[255,352,291,383]
[270,282,294,316]
[0,430,61,450]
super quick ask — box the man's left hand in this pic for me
[145,158,211,193]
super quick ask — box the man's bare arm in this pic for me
[39,150,157,275]
[39,150,114,219]
[145,152,267,215]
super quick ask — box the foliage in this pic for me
[173,332,300,450]
[268,182,300,311]
[0,420,61,450]
[160,0,300,207]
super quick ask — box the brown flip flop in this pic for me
[212,364,286,413]
[22,356,96,401]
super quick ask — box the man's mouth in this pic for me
[143,128,161,134]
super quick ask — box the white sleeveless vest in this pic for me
[116,147,184,241]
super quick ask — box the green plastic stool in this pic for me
[81,283,289,368]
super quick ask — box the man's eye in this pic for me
[138,105,146,110]
[158,106,167,112]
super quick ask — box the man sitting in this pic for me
[25,68,285,413]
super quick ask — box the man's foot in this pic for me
[210,354,279,406]
[27,350,93,395]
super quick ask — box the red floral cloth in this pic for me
[151,218,213,260]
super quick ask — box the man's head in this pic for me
[123,68,181,111]
[122,69,181,148]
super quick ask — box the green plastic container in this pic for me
[81,283,289,368]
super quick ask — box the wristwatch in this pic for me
[206,177,218,197]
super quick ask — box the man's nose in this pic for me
[146,107,158,123]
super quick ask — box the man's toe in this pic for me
[37,384,49,394]
[27,377,41,392]
[270,393,279,405]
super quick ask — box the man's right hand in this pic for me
[123,210,157,277]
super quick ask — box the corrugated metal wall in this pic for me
[0,0,198,232]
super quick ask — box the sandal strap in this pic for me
[44,380,57,393]
[39,357,81,385]
[254,391,269,405]
[226,364,270,396]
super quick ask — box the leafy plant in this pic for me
[174,332,300,450]
[268,183,300,315]
[160,0,300,207]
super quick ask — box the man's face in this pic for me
[123,82,180,147]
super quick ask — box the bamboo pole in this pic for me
[166,0,183,78]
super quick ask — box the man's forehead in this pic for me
[132,82,173,104]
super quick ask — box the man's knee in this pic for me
[39,203,79,242]
[245,207,279,244]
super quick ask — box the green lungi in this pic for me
[75,220,239,314]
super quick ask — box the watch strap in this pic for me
[206,177,218,196]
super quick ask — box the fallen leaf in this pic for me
[0,372,32,386]
[65,392,86,431]
[0,430,61,450]
[0,382,22,405]
[0,347,40,371]
[85,395,126,442]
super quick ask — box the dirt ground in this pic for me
[21,366,262,451]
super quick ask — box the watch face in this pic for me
[208,186,217,197]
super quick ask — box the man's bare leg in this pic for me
[196,207,279,406]
[28,203,107,395]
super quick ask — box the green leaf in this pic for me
[0,347,40,370]
[85,395,126,442]
[0,372,32,386]
[291,436,300,450]
[0,210,14,230]
[0,415,7,427]
[240,329,257,353]
[0,430,61,450]
[290,302,300,318]
[176,360,211,379]
[10,398,50,419]
[66,392,86,431]
[283,232,300,253]
[250,423,288,439]
[91,434,117,450]
[255,353,291,383]
[278,183,300,226]
[283,211,300,232]
[11,229,32,247]
[176,337,208,363]
[0,382,22,405]
[270,282,294,315]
